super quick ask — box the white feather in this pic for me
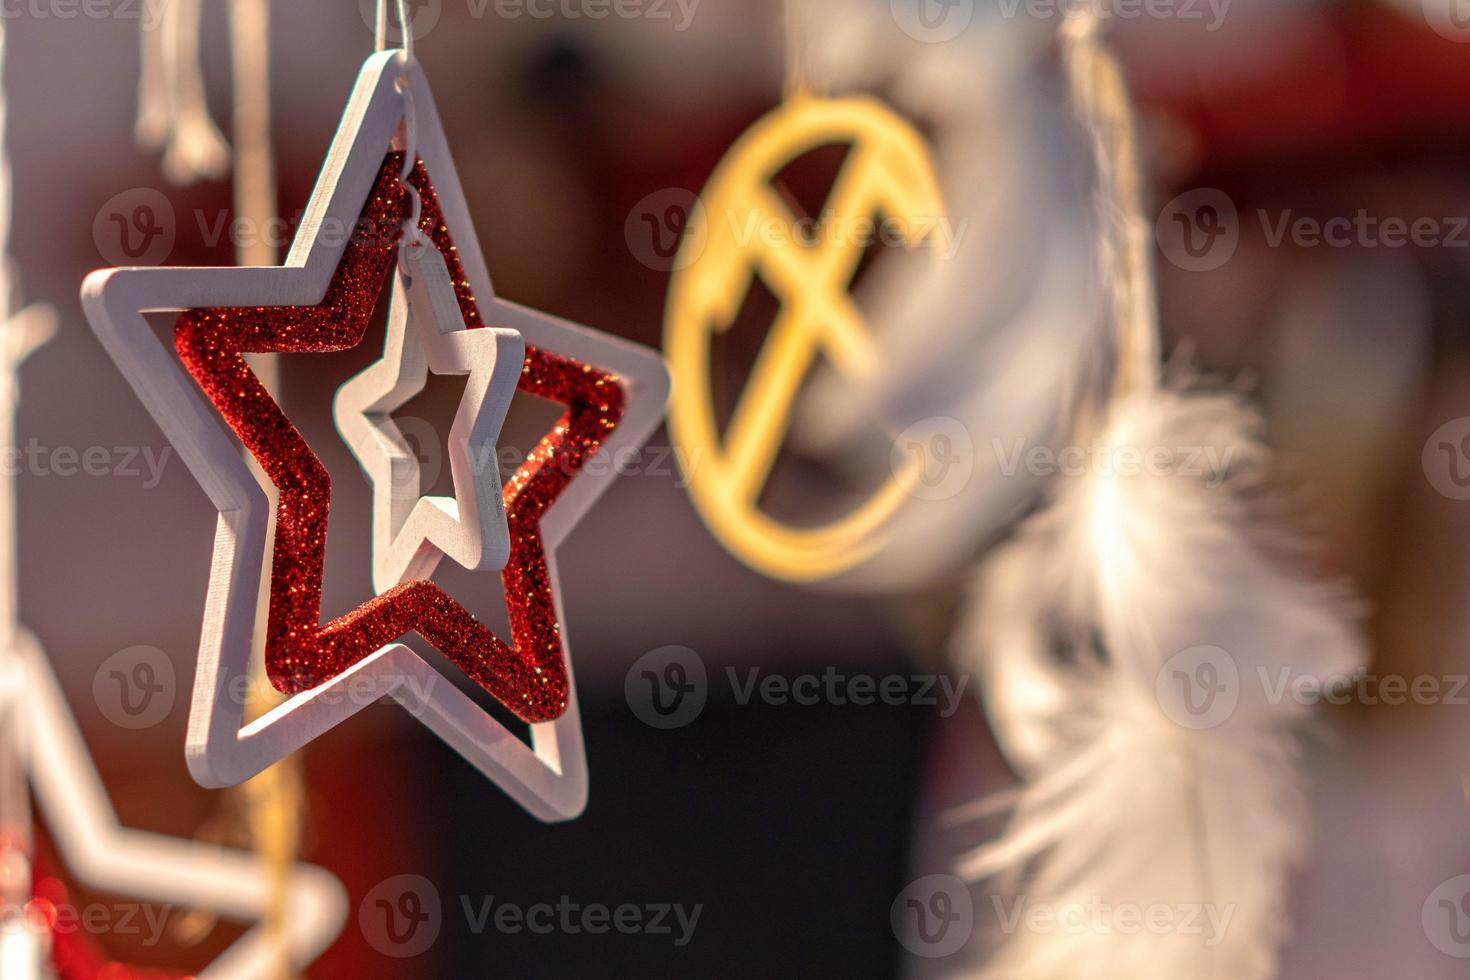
[954,375,1367,980]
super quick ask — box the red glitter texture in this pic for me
[172,154,625,723]
[31,861,190,980]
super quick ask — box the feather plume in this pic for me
[954,374,1366,979]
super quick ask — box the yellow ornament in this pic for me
[664,93,945,582]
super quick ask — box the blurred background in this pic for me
[8,0,1470,976]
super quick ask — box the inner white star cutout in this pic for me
[335,245,523,596]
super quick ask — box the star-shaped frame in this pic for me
[82,52,670,821]
[0,308,340,978]
[19,632,345,978]
[335,245,523,597]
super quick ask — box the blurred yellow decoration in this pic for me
[664,93,944,582]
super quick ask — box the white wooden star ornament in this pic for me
[0,307,344,976]
[335,244,523,596]
[80,50,670,822]
[19,631,347,979]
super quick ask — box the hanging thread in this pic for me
[373,0,429,260]
[135,0,231,184]
[0,17,57,977]
[1060,5,1160,401]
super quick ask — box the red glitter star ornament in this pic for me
[173,153,621,725]
[82,52,669,820]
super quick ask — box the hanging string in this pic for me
[222,3,303,977]
[0,9,22,910]
[135,0,231,185]
[374,0,429,259]
[781,0,809,98]
[0,17,29,946]
[0,5,25,929]
[1061,15,1216,976]
[374,0,417,64]
[1060,5,1160,400]
[0,17,56,977]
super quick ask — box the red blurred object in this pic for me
[30,862,189,980]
